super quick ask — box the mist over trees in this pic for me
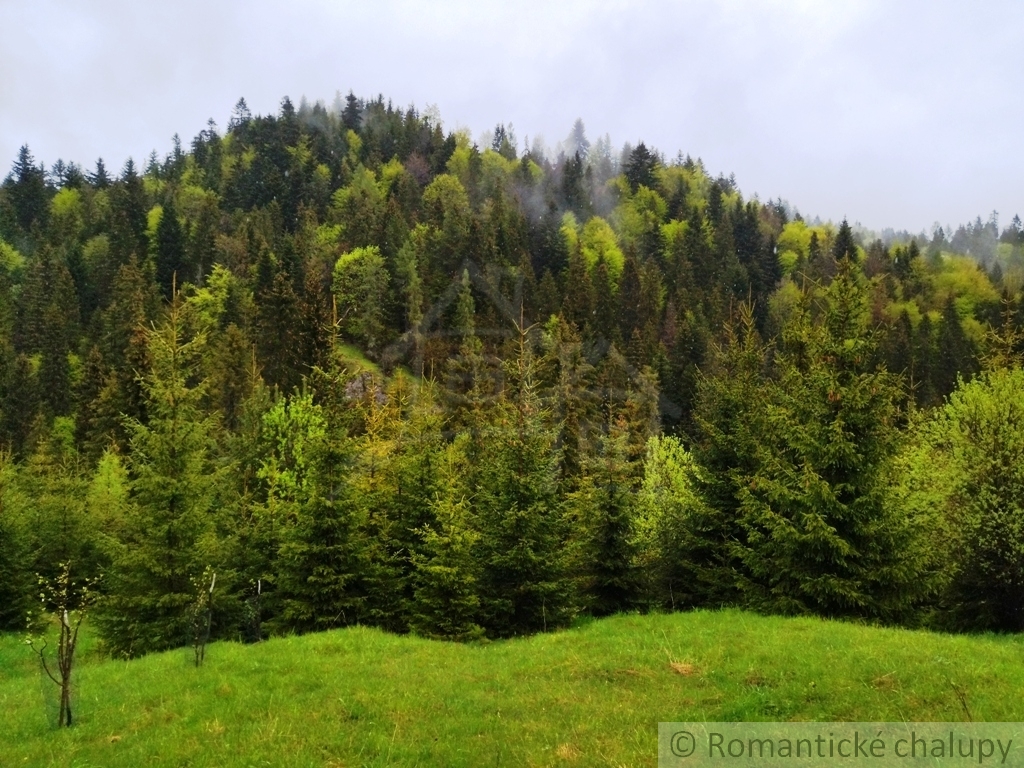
[2,92,1024,653]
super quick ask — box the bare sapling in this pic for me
[190,567,216,667]
[25,561,94,728]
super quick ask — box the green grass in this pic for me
[2,610,1023,767]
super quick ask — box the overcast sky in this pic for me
[2,0,1021,234]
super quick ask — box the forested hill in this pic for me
[2,93,1024,654]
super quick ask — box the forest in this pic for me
[2,92,1024,658]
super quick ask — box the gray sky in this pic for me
[2,0,1022,234]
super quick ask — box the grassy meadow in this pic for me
[2,609,1023,767]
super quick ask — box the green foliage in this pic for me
[577,414,641,615]
[914,368,1024,630]
[0,450,31,630]
[0,93,1017,659]
[96,298,227,657]
[634,435,705,608]
[276,369,367,632]
[732,263,923,619]
[475,332,576,636]
[332,245,391,358]
[410,438,484,642]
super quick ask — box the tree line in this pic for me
[2,93,1024,655]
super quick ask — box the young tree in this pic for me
[26,561,95,728]
[579,414,641,615]
[410,437,484,642]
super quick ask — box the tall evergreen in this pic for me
[475,326,574,636]
[155,195,186,299]
[936,297,978,398]
[581,414,640,615]
[734,261,921,618]
[277,367,367,631]
[97,296,224,657]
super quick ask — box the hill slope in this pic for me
[2,610,1022,767]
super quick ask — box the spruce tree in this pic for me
[734,260,921,618]
[936,297,978,398]
[475,325,575,636]
[154,196,186,299]
[581,414,640,615]
[688,302,767,606]
[277,367,367,631]
[0,450,31,630]
[97,296,224,656]
[410,438,484,642]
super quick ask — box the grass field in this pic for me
[2,609,1022,767]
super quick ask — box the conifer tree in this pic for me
[936,297,978,398]
[560,243,595,333]
[410,437,484,642]
[0,449,31,630]
[580,414,640,615]
[277,367,367,631]
[688,302,767,606]
[155,195,186,299]
[0,354,38,457]
[475,324,575,636]
[734,260,921,618]
[97,295,225,656]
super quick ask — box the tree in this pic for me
[277,368,367,632]
[27,561,95,728]
[935,297,978,398]
[688,302,767,607]
[0,449,31,629]
[410,438,484,642]
[97,296,225,657]
[579,414,640,615]
[918,368,1024,630]
[624,142,658,192]
[332,245,391,359]
[154,195,186,299]
[475,325,575,636]
[832,218,858,261]
[732,260,922,618]
[342,91,362,133]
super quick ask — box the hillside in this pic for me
[3,610,1023,767]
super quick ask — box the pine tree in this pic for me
[6,145,50,234]
[543,316,596,494]
[342,91,362,133]
[0,354,39,457]
[688,302,767,606]
[409,437,483,642]
[624,142,659,192]
[154,195,186,299]
[734,260,921,618]
[936,297,978,398]
[254,248,301,392]
[832,218,858,261]
[580,414,640,615]
[560,243,595,333]
[475,325,575,636]
[0,449,31,630]
[277,367,367,631]
[96,296,224,656]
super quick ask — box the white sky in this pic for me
[2,0,1022,234]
